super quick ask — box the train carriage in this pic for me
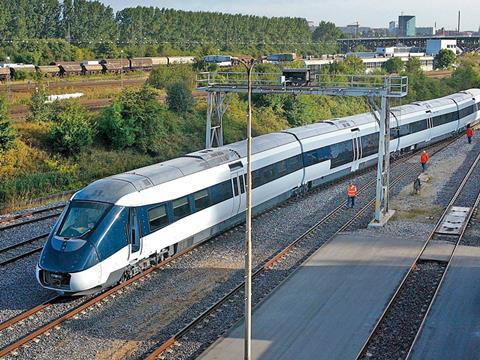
[37,89,480,294]
[0,67,10,81]
[36,65,60,77]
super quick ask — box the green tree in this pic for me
[99,86,174,153]
[434,49,456,70]
[166,82,195,113]
[405,57,422,74]
[27,87,51,123]
[47,101,94,156]
[312,21,343,42]
[147,64,195,90]
[384,57,404,74]
[448,60,480,91]
[0,97,16,151]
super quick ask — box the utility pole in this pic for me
[235,56,263,360]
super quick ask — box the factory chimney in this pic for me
[457,11,461,33]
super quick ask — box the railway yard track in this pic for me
[0,135,475,359]
[0,205,64,230]
[0,233,49,266]
[357,150,480,360]
[0,204,65,267]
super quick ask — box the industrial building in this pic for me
[398,15,416,36]
[426,39,458,55]
[303,47,434,74]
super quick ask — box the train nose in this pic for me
[37,236,102,293]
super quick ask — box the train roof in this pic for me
[225,132,297,157]
[284,112,375,140]
[465,88,480,98]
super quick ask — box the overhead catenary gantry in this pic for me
[196,70,408,226]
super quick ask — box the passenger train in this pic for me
[37,89,480,294]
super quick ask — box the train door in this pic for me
[128,208,141,262]
[351,129,362,172]
[425,110,433,142]
[230,170,245,216]
[229,162,245,216]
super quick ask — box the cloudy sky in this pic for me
[103,0,479,30]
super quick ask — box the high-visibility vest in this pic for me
[420,153,429,164]
[347,185,357,197]
[467,128,474,137]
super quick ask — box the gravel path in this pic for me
[1,136,475,360]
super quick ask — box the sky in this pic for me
[103,0,479,30]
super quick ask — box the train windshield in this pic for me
[57,201,111,239]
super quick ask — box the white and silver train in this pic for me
[37,89,480,294]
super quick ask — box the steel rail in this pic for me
[0,245,195,358]
[405,175,480,359]
[0,206,64,231]
[355,150,480,360]
[0,233,49,266]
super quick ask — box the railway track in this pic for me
[0,135,461,358]
[0,233,49,266]
[356,150,480,360]
[0,205,64,231]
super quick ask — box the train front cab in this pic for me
[37,201,131,294]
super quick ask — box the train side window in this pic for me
[211,180,233,204]
[390,128,400,140]
[459,105,475,118]
[277,160,288,177]
[194,189,210,211]
[239,175,245,194]
[252,170,262,189]
[330,140,353,168]
[261,165,275,184]
[172,196,191,221]
[361,133,379,157]
[410,120,427,133]
[148,205,169,232]
[286,155,302,173]
[232,178,239,196]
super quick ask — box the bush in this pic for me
[384,57,404,74]
[434,49,456,70]
[27,87,51,123]
[0,97,16,151]
[99,86,175,153]
[147,64,195,90]
[166,82,195,113]
[47,102,95,156]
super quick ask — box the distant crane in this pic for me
[349,21,360,38]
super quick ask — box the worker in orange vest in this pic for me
[347,183,357,208]
[420,150,429,172]
[466,125,474,144]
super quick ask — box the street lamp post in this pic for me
[236,56,262,360]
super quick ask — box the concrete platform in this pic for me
[410,245,480,360]
[200,233,425,360]
[419,240,455,262]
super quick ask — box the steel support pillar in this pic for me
[205,92,229,148]
[371,94,394,226]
